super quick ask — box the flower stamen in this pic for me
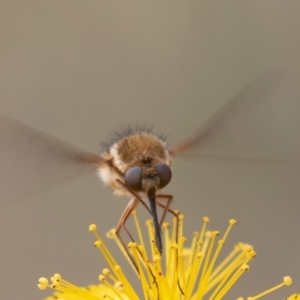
[39,211,297,300]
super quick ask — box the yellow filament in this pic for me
[132,210,146,255]
[248,277,292,300]
[185,252,204,299]
[162,222,171,266]
[178,214,185,242]
[106,229,135,272]
[197,231,218,298]
[146,220,156,258]
[98,276,124,300]
[207,249,250,300]
[208,244,241,284]
[192,217,209,266]
[216,265,249,300]
[206,245,243,292]
[131,244,149,300]
[188,232,198,265]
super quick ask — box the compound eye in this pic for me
[124,166,143,192]
[155,163,172,189]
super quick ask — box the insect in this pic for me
[0,69,284,260]
[98,126,175,255]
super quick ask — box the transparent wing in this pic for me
[170,69,300,166]
[0,115,101,206]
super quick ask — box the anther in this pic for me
[37,277,48,290]
[89,224,97,231]
[94,241,101,247]
[202,216,209,222]
[229,219,237,225]
[99,275,106,282]
[103,269,110,275]
[284,276,292,286]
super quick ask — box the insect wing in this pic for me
[170,69,299,166]
[0,114,101,207]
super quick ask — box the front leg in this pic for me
[156,194,174,225]
[114,197,140,272]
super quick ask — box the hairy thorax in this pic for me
[97,133,172,196]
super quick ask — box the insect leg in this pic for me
[115,179,154,272]
[156,197,179,247]
[155,194,173,225]
[115,197,140,271]
[116,179,152,215]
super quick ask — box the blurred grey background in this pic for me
[1,1,300,299]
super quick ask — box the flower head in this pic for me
[38,210,297,299]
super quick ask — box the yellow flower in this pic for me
[38,211,297,300]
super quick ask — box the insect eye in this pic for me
[124,166,143,192]
[154,163,172,189]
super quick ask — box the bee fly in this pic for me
[98,127,175,255]
[0,69,282,267]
